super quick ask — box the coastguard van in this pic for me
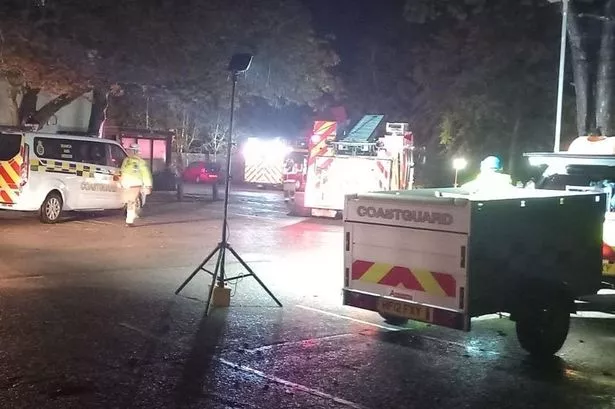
[0,130,129,223]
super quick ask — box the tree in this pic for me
[0,0,340,136]
[205,122,228,161]
[0,1,97,126]
[566,0,615,135]
[399,0,569,183]
[405,0,615,137]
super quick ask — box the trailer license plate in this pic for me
[377,298,430,322]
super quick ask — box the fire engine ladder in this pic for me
[332,114,384,155]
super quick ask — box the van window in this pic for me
[34,137,83,162]
[81,141,107,166]
[34,137,112,166]
[206,163,221,173]
[0,133,22,161]
[187,161,205,169]
[108,144,127,168]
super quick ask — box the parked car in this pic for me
[182,161,221,184]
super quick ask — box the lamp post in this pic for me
[549,0,569,152]
[453,158,467,187]
[175,53,282,316]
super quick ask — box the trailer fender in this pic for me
[509,279,575,322]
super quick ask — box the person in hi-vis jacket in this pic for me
[120,144,153,226]
[461,156,513,193]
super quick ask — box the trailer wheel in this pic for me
[379,313,409,326]
[515,294,571,357]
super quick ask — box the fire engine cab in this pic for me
[525,135,615,287]
[288,115,419,218]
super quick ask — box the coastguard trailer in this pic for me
[343,188,605,357]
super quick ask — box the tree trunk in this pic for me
[596,0,615,136]
[32,90,86,128]
[0,77,20,126]
[567,3,595,136]
[18,87,40,125]
[508,104,521,177]
[87,88,107,135]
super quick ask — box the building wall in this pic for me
[0,79,92,132]
[37,90,93,134]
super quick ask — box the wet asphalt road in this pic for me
[1,185,614,409]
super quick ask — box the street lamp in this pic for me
[549,0,570,152]
[453,158,467,187]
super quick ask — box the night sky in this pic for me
[305,0,408,76]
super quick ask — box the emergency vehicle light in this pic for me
[242,137,291,161]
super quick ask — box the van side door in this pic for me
[32,137,84,209]
[105,143,127,209]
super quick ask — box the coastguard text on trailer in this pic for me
[356,205,454,225]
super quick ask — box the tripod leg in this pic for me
[204,249,224,316]
[175,245,220,295]
[219,246,226,287]
[227,245,283,307]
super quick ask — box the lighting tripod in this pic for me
[175,54,282,316]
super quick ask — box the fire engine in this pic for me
[282,140,309,201]
[525,134,615,288]
[287,115,419,218]
[242,137,291,187]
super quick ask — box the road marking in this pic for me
[215,357,370,409]
[72,219,115,226]
[0,274,44,281]
[295,305,403,331]
[118,322,173,344]
[240,333,355,353]
[119,321,370,409]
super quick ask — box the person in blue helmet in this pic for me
[461,155,513,192]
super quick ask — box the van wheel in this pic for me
[378,313,409,326]
[515,293,571,357]
[40,192,63,224]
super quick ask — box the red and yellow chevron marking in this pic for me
[0,151,23,205]
[376,160,390,190]
[312,121,336,141]
[308,121,336,167]
[351,260,457,298]
[244,163,283,184]
[603,261,615,277]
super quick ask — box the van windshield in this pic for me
[540,164,615,212]
[0,133,22,161]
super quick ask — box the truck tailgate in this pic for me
[343,192,471,331]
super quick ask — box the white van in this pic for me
[0,130,129,223]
